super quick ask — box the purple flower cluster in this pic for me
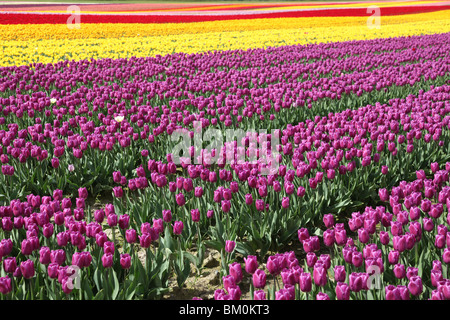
[215,160,450,300]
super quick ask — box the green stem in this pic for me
[29,280,34,301]
[104,269,109,299]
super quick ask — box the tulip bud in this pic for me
[408,276,423,296]
[298,228,309,243]
[334,265,346,282]
[20,260,35,279]
[175,193,185,206]
[387,250,399,266]
[244,255,258,274]
[78,187,88,199]
[266,256,280,275]
[229,262,243,284]
[394,264,406,279]
[113,186,123,198]
[252,269,267,289]
[225,240,236,253]
[349,272,363,293]
[162,210,172,223]
[313,265,327,287]
[0,277,12,295]
[385,285,400,300]
[173,221,184,235]
[125,229,137,243]
[299,272,312,292]
[102,253,114,268]
[254,290,266,300]
[379,231,390,245]
[323,229,335,247]
[3,257,17,273]
[120,254,131,269]
[443,248,450,264]
[191,209,200,223]
[39,246,51,265]
[335,282,350,300]
[358,228,370,244]
[323,214,334,228]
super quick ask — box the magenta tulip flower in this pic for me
[252,269,267,289]
[244,255,258,274]
[408,276,423,296]
[336,282,350,300]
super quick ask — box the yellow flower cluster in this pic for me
[254,1,443,10]
[1,10,450,67]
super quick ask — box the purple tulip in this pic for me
[306,252,317,268]
[191,209,200,223]
[3,257,17,274]
[388,250,400,265]
[39,246,51,265]
[162,210,172,223]
[42,223,54,238]
[20,260,35,279]
[313,265,327,287]
[323,229,335,247]
[228,285,241,300]
[176,193,185,206]
[336,282,350,300]
[408,276,423,296]
[334,265,346,282]
[394,264,406,279]
[316,292,330,300]
[125,229,137,243]
[113,186,123,198]
[244,255,258,274]
[50,249,66,265]
[351,251,363,268]
[245,194,253,205]
[0,277,12,295]
[254,290,266,300]
[221,200,231,213]
[281,197,290,209]
[335,228,347,246]
[349,273,363,293]
[299,272,312,293]
[323,214,334,228]
[225,240,235,253]
[102,253,114,268]
[260,256,278,278]
[173,221,184,235]
[229,262,243,283]
[252,269,267,289]
[385,285,401,300]
[358,228,370,244]
[406,267,418,280]
[298,228,309,243]
[443,248,450,264]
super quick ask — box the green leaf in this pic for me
[93,268,101,292]
[162,225,175,252]
[111,270,120,300]
[174,257,191,288]
[93,289,104,300]
[204,240,223,251]
[183,251,198,267]
[126,283,141,300]
[82,279,94,300]
[236,241,255,256]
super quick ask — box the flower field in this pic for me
[1,0,450,301]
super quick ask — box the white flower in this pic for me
[68,164,75,172]
[50,98,57,104]
[114,115,125,123]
